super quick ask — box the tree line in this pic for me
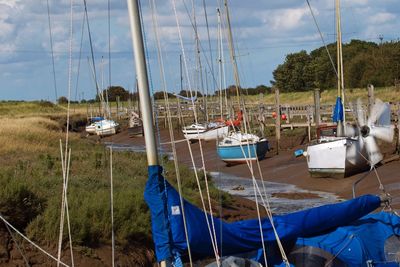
[271,39,400,92]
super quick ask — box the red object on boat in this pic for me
[225,110,243,126]
[272,111,277,118]
[281,114,287,121]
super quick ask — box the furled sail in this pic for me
[144,165,382,263]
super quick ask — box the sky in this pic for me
[0,0,399,101]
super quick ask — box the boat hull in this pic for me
[217,139,269,164]
[306,137,369,178]
[95,120,119,137]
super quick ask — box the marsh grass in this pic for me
[241,86,400,105]
[0,109,229,250]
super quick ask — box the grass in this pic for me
[0,105,229,252]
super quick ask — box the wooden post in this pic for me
[396,103,400,154]
[274,87,280,154]
[307,106,311,142]
[368,84,375,113]
[314,88,321,129]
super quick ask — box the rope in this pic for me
[148,0,193,264]
[46,0,58,102]
[0,214,69,267]
[172,0,220,261]
[4,222,30,267]
[109,147,115,267]
[305,0,338,78]
[74,12,86,103]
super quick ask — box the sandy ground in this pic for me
[103,127,400,212]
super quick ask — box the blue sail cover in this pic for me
[144,165,382,263]
[332,96,344,122]
[296,212,400,266]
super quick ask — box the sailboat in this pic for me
[127,0,400,266]
[215,2,269,164]
[304,0,394,177]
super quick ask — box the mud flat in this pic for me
[103,127,400,213]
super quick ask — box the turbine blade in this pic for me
[368,99,385,126]
[364,136,383,166]
[370,126,395,142]
[356,98,366,126]
[345,123,357,137]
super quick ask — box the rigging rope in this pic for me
[57,0,75,265]
[74,11,86,103]
[305,0,338,78]
[148,0,194,264]
[46,0,58,102]
[4,222,30,267]
[172,0,220,261]
[0,214,69,267]
[109,147,115,267]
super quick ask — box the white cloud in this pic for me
[370,12,396,24]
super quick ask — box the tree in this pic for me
[98,86,130,101]
[57,96,68,104]
[272,50,314,92]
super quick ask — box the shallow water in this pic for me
[210,172,341,214]
[105,142,341,214]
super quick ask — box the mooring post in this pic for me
[274,87,281,154]
[368,84,375,114]
[307,105,311,142]
[314,88,320,140]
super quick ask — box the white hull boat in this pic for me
[95,120,119,137]
[182,123,229,141]
[85,123,97,135]
[305,136,369,178]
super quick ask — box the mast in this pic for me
[126,0,158,168]
[335,0,345,136]
[127,1,172,266]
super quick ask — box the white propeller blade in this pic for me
[368,99,386,126]
[369,126,395,143]
[364,136,383,167]
[345,124,357,137]
[356,98,366,126]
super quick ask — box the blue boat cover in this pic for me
[332,96,344,122]
[90,116,104,122]
[296,211,400,266]
[144,165,382,263]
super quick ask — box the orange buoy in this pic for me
[272,111,277,118]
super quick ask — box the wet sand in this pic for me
[103,127,400,212]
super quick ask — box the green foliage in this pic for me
[57,96,69,104]
[272,39,400,92]
[98,86,136,102]
[153,91,176,100]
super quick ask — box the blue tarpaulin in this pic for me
[332,96,344,122]
[144,165,383,263]
[296,212,400,266]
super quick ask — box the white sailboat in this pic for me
[305,0,394,177]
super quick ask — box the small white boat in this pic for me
[95,119,119,137]
[85,122,97,135]
[85,116,104,135]
[182,122,229,141]
[217,131,269,164]
[305,135,368,178]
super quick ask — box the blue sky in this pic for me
[0,0,399,101]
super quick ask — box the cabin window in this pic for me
[224,140,232,144]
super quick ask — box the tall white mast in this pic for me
[127,0,158,166]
